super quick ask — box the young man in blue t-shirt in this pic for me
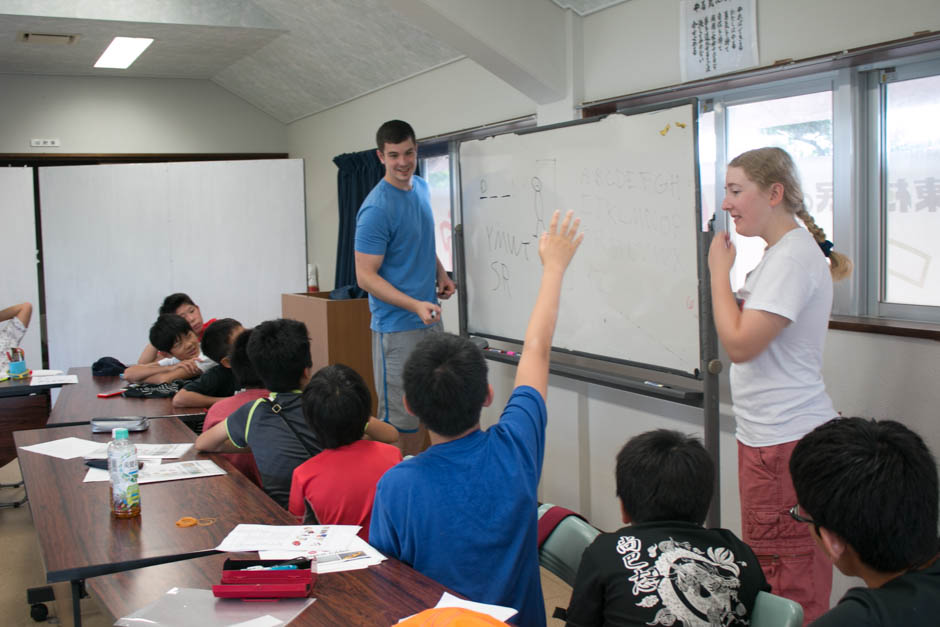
[354,119,456,456]
[369,210,584,627]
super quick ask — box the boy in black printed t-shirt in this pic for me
[565,430,769,627]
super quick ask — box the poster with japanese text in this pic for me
[679,0,758,82]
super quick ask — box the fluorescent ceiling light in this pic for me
[94,37,153,69]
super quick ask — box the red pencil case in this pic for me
[212,558,314,599]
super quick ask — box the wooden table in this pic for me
[16,417,462,626]
[0,372,58,478]
[48,367,202,426]
[88,551,460,625]
[0,373,69,398]
[15,418,291,626]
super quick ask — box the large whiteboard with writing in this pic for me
[460,104,701,375]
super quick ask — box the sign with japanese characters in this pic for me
[679,0,758,82]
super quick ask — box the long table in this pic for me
[15,418,290,625]
[1,372,62,468]
[89,550,458,625]
[48,366,203,426]
[16,415,461,625]
[0,373,69,398]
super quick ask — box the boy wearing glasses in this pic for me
[789,417,940,626]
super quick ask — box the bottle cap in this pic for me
[112,427,129,440]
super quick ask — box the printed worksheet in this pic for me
[84,442,193,460]
[216,524,361,554]
[260,534,387,573]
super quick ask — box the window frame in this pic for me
[605,42,940,325]
[864,57,940,322]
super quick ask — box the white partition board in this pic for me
[0,168,42,368]
[40,159,306,370]
[460,104,700,374]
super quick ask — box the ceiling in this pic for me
[0,0,628,124]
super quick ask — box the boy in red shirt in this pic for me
[289,364,400,539]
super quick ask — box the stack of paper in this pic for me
[216,524,386,573]
[20,438,191,460]
[83,460,226,484]
[84,442,192,459]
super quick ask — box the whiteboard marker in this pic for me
[643,380,667,389]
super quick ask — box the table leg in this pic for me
[71,579,83,627]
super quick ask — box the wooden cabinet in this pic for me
[281,293,376,413]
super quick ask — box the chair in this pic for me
[750,591,804,627]
[537,503,600,586]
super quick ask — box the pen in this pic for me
[484,347,520,357]
[643,380,669,389]
[97,389,127,398]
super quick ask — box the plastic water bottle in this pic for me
[108,427,141,518]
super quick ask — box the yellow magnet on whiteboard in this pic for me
[675,121,687,128]
[660,123,670,136]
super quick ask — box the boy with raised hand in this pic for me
[172,318,243,408]
[565,430,769,627]
[369,210,583,627]
[123,314,212,384]
[789,417,940,627]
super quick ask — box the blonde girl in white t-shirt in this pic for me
[707,147,851,624]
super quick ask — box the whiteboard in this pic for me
[460,104,701,375]
[39,159,306,371]
[0,168,42,368]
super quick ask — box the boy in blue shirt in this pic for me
[369,210,583,626]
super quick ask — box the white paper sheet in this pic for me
[114,587,313,627]
[434,592,518,622]
[19,437,102,459]
[84,443,193,460]
[83,460,225,484]
[30,374,78,386]
[84,459,163,482]
[216,524,361,554]
[259,534,387,573]
[397,592,518,624]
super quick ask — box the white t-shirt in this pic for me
[731,227,837,447]
[157,353,215,373]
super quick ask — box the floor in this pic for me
[0,459,572,626]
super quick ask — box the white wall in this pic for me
[286,0,940,605]
[582,0,940,104]
[0,74,287,154]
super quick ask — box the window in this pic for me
[880,69,940,308]
[420,153,454,272]
[723,90,833,290]
[695,51,940,323]
[698,108,716,231]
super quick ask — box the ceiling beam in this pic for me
[387,0,570,104]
